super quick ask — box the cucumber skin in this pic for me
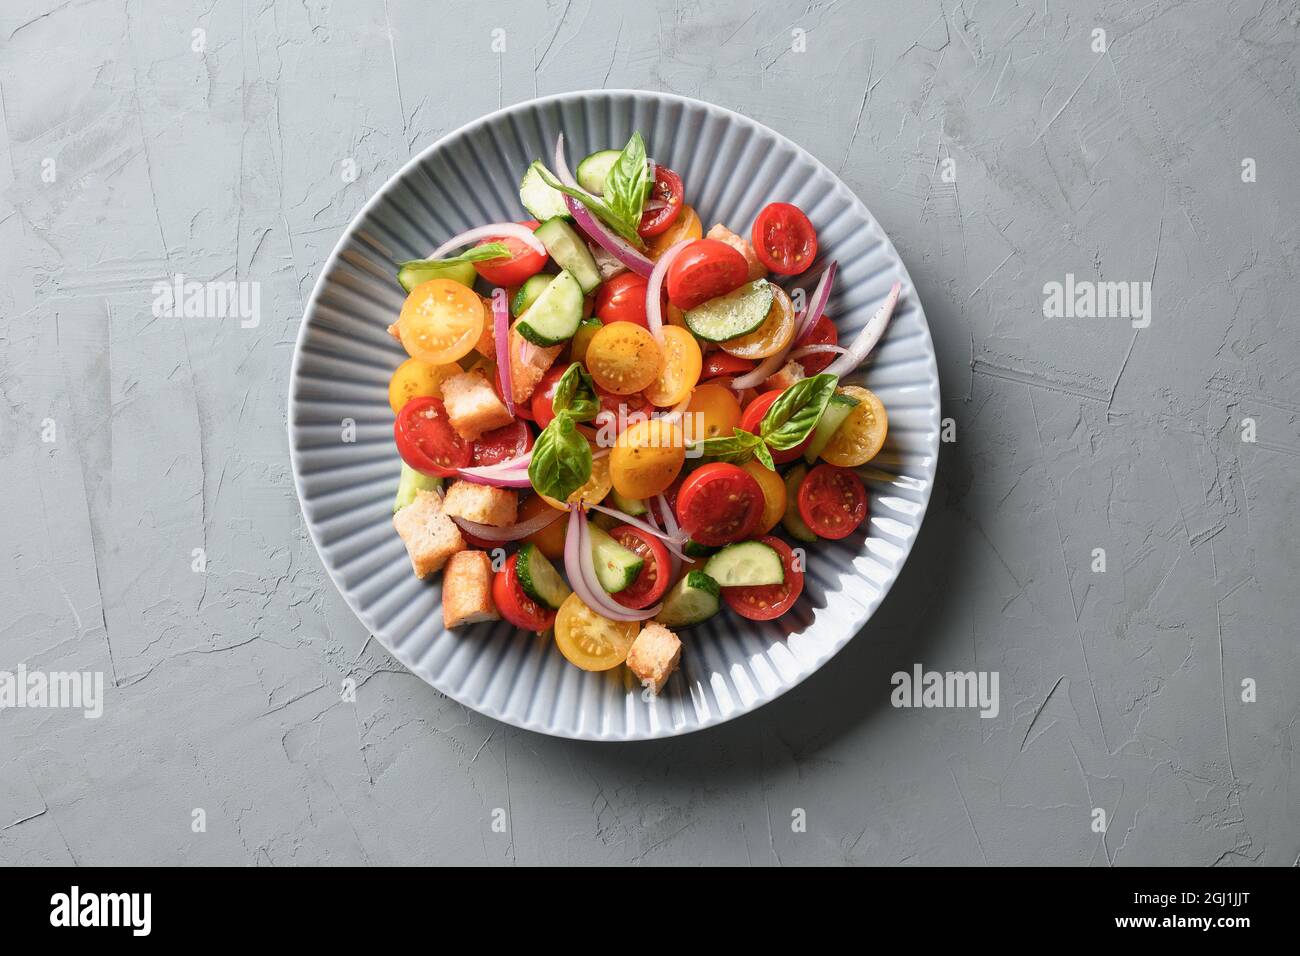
[515,543,571,609]
[609,489,648,516]
[682,538,717,559]
[512,274,553,317]
[534,218,602,294]
[576,150,621,195]
[703,541,785,587]
[655,571,722,627]
[393,462,442,513]
[781,464,818,542]
[684,280,774,343]
[803,392,861,464]
[588,523,644,593]
[519,162,572,221]
[514,270,584,346]
[397,260,478,293]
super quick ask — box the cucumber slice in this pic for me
[682,538,717,559]
[534,218,601,294]
[393,462,442,513]
[519,162,571,221]
[609,489,648,516]
[781,464,818,542]
[575,149,621,195]
[588,523,644,593]
[515,543,571,609]
[654,571,721,627]
[804,391,861,464]
[512,273,553,317]
[570,318,602,364]
[515,269,584,346]
[703,540,784,587]
[685,280,774,342]
[396,259,477,293]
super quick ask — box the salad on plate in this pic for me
[385,131,901,695]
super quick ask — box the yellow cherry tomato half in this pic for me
[648,204,703,260]
[665,302,689,330]
[643,326,702,407]
[541,451,614,510]
[586,321,663,395]
[569,319,602,365]
[387,358,460,414]
[821,385,889,467]
[720,283,796,360]
[554,592,640,671]
[610,418,686,500]
[683,382,741,444]
[398,278,485,364]
[518,493,567,559]
[741,459,787,535]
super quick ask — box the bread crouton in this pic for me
[442,550,498,628]
[441,369,514,441]
[393,489,466,578]
[475,314,563,404]
[625,622,682,695]
[764,360,806,392]
[707,223,766,282]
[442,480,518,527]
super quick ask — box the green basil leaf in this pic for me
[532,163,646,248]
[691,427,764,465]
[752,441,775,471]
[396,242,510,269]
[602,133,651,237]
[551,363,599,422]
[759,373,839,450]
[528,414,592,503]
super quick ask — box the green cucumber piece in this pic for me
[515,543,571,609]
[588,523,644,593]
[512,274,553,317]
[575,149,621,195]
[781,464,818,542]
[393,462,442,513]
[515,269,584,346]
[396,259,477,293]
[654,571,722,627]
[804,392,861,464]
[685,280,774,342]
[534,218,602,294]
[519,162,572,221]
[570,318,602,364]
[609,489,648,516]
[703,540,784,587]
[682,538,717,559]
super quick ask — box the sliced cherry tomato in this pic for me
[643,325,702,407]
[647,477,682,527]
[751,202,818,275]
[388,357,459,414]
[398,279,485,364]
[519,493,566,559]
[637,165,684,238]
[394,396,470,477]
[739,389,808,465]
[595,272,653,328]
[793,312,839,375]
[740,459,786,535]
[471,419,533,466]
[586,321,663,395]
[530,364,568,428]
[493,553,557,631]
[723,535,804,621]
[684,382,741,443]
[648,204,702,260]
[587,385,651,441]
[664,239,749,311]
[553,592,638,671]
[473,220,546,287]
[610,418,686,500]
[720,283,796,360]
[701,352,756,380]
[609,525,672,608]
[797,464,867,539]
[821,385,888,467]
[675,462,764,547]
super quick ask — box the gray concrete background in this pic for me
[1,0,1297,866]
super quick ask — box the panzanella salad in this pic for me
[385,131,902,693]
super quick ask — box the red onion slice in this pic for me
[789,344,848,359]
[645,239,690,341]
[492,291,514,415]
[457,450,534,488]
[587,503,690,561]
[429,222,545,260]
[450,507,561,542]
[730,350,792,391]
[824,281,902,378]
[563,508,660,622]
[654,492,684,580]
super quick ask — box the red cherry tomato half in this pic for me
[493,553,557,632]
[665,239,750,311]
[473,220,547,287]
[751,202,818,276]
[647,477,682,527]
[637,165,685,238]
[394,396,471,477]
[609,525,672,609]
[472,419,534,467]
[792,312,839,375]
[675,462,765,547]
[797,464,868,540]
[723,535,804,621]
[701,352,756,380]
[530,364,568,428]
[595,272,653,328]
[739,389,808,465]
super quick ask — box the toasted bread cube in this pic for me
[441,369,514,441]
[388,322,402,341]
[472,314,564,405]
[442,550,499,628]
[764,360,806,392]
[393,490,466,578]
[625,622,682,695]
[442,480,518,527]
[707,223,766,282]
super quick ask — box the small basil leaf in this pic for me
[752,441,775,471]
[528,414,593,503]
[551,363,599,423]
[759,374,839,450]
[532,163,646,248]
[396,242,511,269]
[692,428,763,465]
[603,132,651,236]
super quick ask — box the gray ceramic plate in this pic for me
[288,90,940,741]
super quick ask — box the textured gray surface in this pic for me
[1,0,1296,866]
